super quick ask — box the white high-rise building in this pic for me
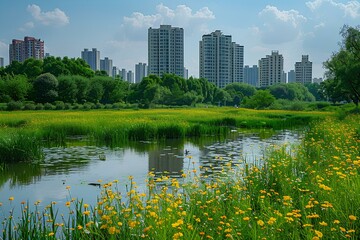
[100,57,113,77]
[258,51,284,87]
[184,67,189,80]
[135,63,147,83]
[295,55,312,84]
[244,65,258,87]
[0,57,4,68]
[112,66,118,79]
[199,30,244,88]
[148,25,184,78]
[120,68,127,81]
[81,48,100,71]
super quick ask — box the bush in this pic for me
[288,102,306,111]
[44,103,55,110]
[95,103,104,109]
[83,102,95,110]
[64,103,72,110]
[72,103,82,110]
[35,103,44,110]
[24,102,36,110]
[0,103,7,111]
[54,101,65,110]
[6,101,23,111]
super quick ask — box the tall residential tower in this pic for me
[258,51,285,87]
[199,30,244,88]
[295,55,312,84]
[81,48,100,71]
[9,36,44,63]
[148,25,184,78]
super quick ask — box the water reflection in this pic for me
[0,129,302,222]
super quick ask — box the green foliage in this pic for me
[224,82,256,105]
[324,25,360,108]
[33,73,59,103]
[269,83,315,101]
[244,90,276,109]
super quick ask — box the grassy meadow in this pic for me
[0,112,359,239]
[0,108,329,163]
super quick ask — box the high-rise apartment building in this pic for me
[127,70,134,84]
[184,67,189,80]
[288,70,295,83]
[9,36,44,63]
[135,63,147,83]
[313,78,323,84]
[100,57,113,77]
[148,25,184,78]
[120,68,127,81]
[0,57,4,68]
[258,51,284,87]
[244,65,258,87]
[199,30,244,88]
[81,48,100,71]
[295,55,312,84]
[112,66,118,79]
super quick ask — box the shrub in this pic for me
[54,101,65,110]
[6,101,23,111]
[35,103,44,110]
[64,103,72,110]
[44,103,55,110]
[24,102,36,110]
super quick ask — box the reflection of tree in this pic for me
[0,163,42,188]
[148,140,184,178]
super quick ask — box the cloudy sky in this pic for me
[0,0,359,78]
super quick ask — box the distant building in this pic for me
[184,67,189,80]
[199,30,244,88]
[313,77,323,84]
[135,63,147,83]
[0,57,4,67]
[81,48,100,71]
[295,55,312,84]
[244,65,258,87]
[258,51,284,87]
[9,36,44,63]
[100,57,113,76]
[148,25,184,77]
[127,70,134,83]
[45,53,51,58]
[112,66,118,79]
[119,68,127,81]
[288,70,295,83]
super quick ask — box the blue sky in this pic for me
[0,0,359,79]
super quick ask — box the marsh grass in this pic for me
[1,115,359,239]
[0,108,328,163]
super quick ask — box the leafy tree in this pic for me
[324,25,360,108]
[87,79,104,103]
[224,83,256,106]
[73,76,90,103]
[244,90,275,109]
[21,58,43,79]
[58,75,78,103]
[3,75,31,101]
[43,57,70,76]
[305,83,326,101]
[33,73,58,103]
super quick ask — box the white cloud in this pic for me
[123,4,214,32]
[256,5,306,44]
[27,4,70,26]
[314,22,325,29]
[306,0,360,18]
[19,21,35,32]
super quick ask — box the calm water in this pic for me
[0,129,301,221]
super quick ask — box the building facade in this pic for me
[288,70,295,83]
[120,68,127,81]
[127,70,134,84]
[81,48,100,71]
[258,51,284,87]
[0,57,4,67]
[9,36,44,63]
[135,63,147,83]
[148,25,184,78]
[100,57,113,77]
[243,65,258,87]
[295,55,312,84]
[199,30,244,88]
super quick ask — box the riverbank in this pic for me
[1,114,359,239]
[0,108,328,163]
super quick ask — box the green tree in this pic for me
[33,73,58,103]
[3,75,31,101]
[245,90,275,109]
[224,83,256,106]
[324,25,360,108]
[58,75,78,103]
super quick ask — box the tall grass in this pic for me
[1,115,359,239]
[0,108,329,163]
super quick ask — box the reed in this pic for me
[0,108,329,163]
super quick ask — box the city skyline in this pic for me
[0,1,359,78]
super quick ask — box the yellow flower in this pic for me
[77,225,83,230]
[267,217,276,225]
[257,220,265,227]
[333,220,340,224]
[243,217,250,221]
[319,221,328,226]
[65,201,71,207]
[9,196,14,201]
[349,215,357,221]
[117,222,123,226]
[314,230,323,238]
[84,204,89,209]
[83,210,90,216]
[48,232,55,236]
[108,226,116,235]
